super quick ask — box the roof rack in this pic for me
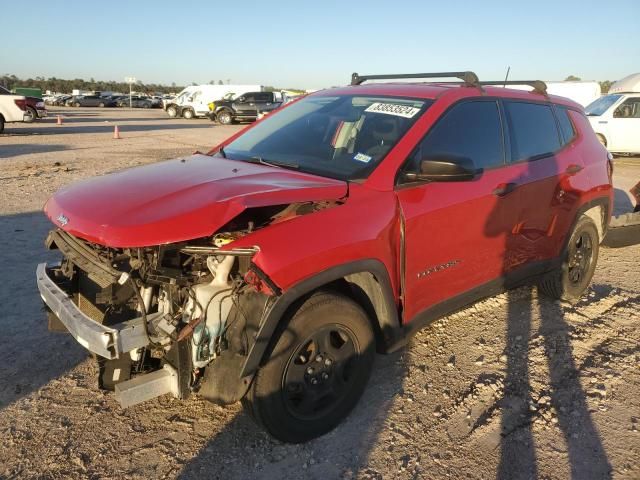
[350,71,548,96]
[479,80,548,95]
[350,71,479,87]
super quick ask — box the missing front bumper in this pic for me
[36,262,157,359]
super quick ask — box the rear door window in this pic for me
[254,93,271,102]
[401,100,504,177]
[504,101,561,161]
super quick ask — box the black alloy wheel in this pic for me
[282,324,360,420]
[242,292,375,443]
[567,231,593,286]
[539,215,599,302]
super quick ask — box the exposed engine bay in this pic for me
[41,201,338,406]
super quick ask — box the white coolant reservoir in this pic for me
[184,255,235,368]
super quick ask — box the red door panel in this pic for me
[397,166,521,322]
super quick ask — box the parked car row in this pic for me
[44,93,164,108]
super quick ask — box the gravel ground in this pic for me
[0,108,638,479]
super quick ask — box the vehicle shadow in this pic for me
[0,211,86,409]
[4,123,214,136]
[40,115,179,124]
[497,287,613,479]
[177,350,407,479]
[484,155,612,478]
[0,144,69,159]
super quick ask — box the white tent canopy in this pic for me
[609,73,640,94]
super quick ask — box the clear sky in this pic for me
[1,0,638,89]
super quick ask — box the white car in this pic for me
[0,86,29,134]
[586,73,640,154]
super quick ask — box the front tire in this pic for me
[243,292,375,443]
[166,105,178,117]
[182,109,194,119]
[539,215,599,303]
[0,115,5,134]
[216,110,232,125]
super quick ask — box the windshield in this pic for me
[221,94,431,180]
[585,94,622,116]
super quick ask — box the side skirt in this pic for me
[384,257,559,353]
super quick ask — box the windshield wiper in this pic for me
[246,156,299,171]
[218,146,227,158]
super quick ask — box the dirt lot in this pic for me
[0,108,638,479]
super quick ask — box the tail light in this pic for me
[14,99,27,111]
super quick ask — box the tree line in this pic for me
[564,76,613,93]
[1,74,307,96]
[0,74,184,94]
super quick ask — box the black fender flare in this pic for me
[240,259,400,377]
[568,196,611,249]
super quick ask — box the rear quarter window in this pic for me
[504,101,561,161]
[555,107,576,145]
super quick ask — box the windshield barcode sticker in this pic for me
[353,152,372,163]
[365,102,421,118]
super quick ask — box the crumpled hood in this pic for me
[44,154,348,247]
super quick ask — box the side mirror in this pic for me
[238,96,245,102]
[405,155,480,182]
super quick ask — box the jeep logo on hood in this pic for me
[56,214,69,226]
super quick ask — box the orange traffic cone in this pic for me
[56,115,63,125]
[113,125,121,139]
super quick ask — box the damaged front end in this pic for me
[37,215,285,407]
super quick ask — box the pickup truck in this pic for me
[0,86,28,133]
[208,91,282,124]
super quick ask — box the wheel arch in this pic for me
[568,197,611,248]
[240,259,400,377]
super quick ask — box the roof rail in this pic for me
[480,80,548,95]
[350,71,479,87]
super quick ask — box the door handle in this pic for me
[565,164,583,175]
[493,182,517,197]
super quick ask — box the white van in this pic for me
[586,73,640,154]
[505,81,601,107]
[165,84,263,119]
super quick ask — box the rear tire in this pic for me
[0,115,5,134]
[243,292,375,443]
[24,106,37,123]
[539,216,599,303]
[98,102,105,108]
[182,109,194,119]
[74,102,80,108]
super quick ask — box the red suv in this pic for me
[37,71,613,443]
